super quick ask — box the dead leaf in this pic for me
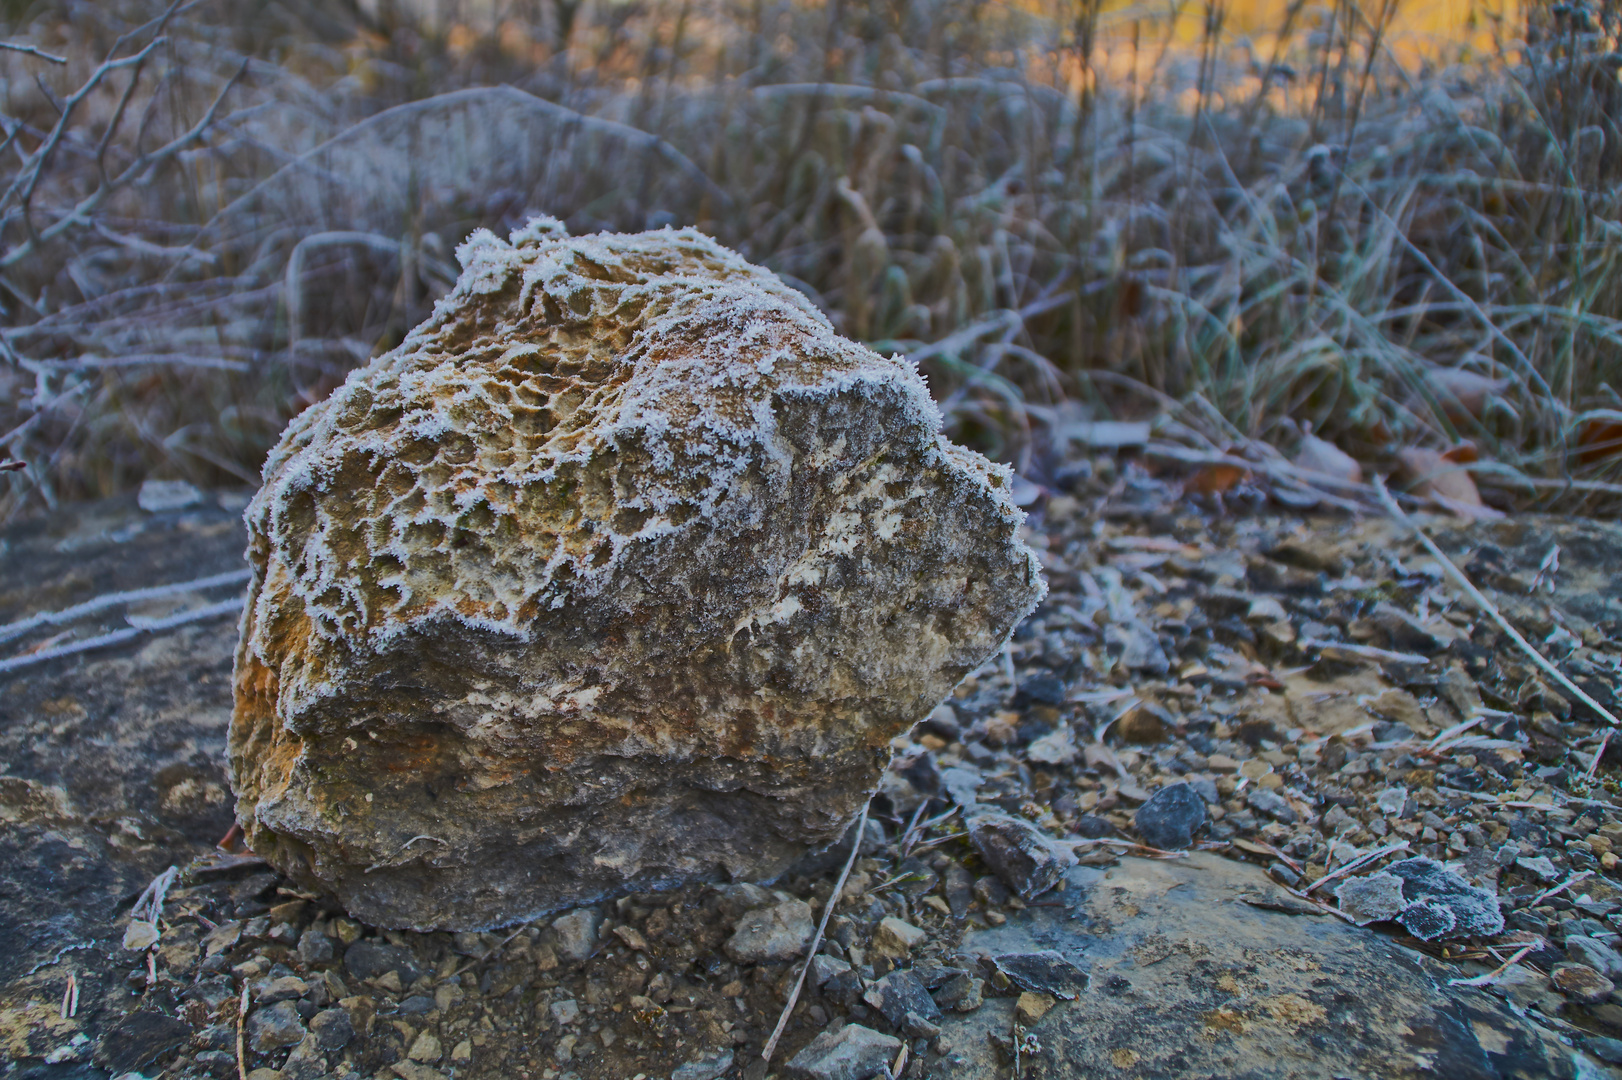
[1184,463,1247,495]
[1439,442,1479,465]
[1396,447,1502,520]
[1294,434,1362,484]
[1423,367,1508,422]
[1578,418,1622,465]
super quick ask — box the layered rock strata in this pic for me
[230,217,1044,929]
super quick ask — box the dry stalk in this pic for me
[761,799,870,1066]
[1447,938,1543,988]
[1371,477,1622,779]
[1302,840,1411,895]
[235,982,249,1080]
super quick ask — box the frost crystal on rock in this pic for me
[230,218,1045,929]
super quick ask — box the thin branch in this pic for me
[1373,476,1621,734]
[0,568,250,645]
[0,596,244,676]
[762,799,870,1066]
[1448,938,1542,988]
[1302,840,1411,895]
[0,59,248,269]
[0,41,67,64]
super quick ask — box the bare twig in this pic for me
[0,568,251,645]
[1,57,249,268]
[235,982,249,1080]
[0,596,244,675]
[131,865,181,925]
[1531,870,1594,907]
[762,799,870,1066]
[1301,639,1434,667]
[1448,938,1543,987]
[1303,840,1411,895]
[0,41,67,63]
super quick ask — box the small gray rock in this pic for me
[786,1023,903,1080]
[551,909,601,963]
[931,973,984,1013]
[247,1000,307,1053]
[725,900,815,963]
[863,969,942,1031]
[1516,855,1560,882]
[281,1033,327,1080]
[252,975,310,1004]
[309,1007,355,1051]
[1335,873,1406,926]
[1385,856,1503,939]
[939,767,984,807]
[194,1050,237,1076]
[1567,935,1622,981]
[1186,776,1220,805]
[809,954,852,987]
[1245,788,1298,824]
[297,926,335,966]
[1133,784,1208,850]
[671,1049,734,1080]
[993,951,1089,1000]
[550,998,582,1026]
[1397,901,1457,940]
[1552,963,1615,1004]
[1109,621,1171,673]
[967,811,1077,900]
[343,939,426,984]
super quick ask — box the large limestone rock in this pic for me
[230,218,1045,929]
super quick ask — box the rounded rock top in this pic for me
[231,217,1045,930]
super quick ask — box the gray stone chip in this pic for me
[992,951,1089,1000]
[786,1023,903,1080]
[1334,872,1405,926]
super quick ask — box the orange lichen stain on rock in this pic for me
[1111,1047,1140,1068]
[380,732,443,774]
[1263,993,1327,1028]
[1203,1007,1247,1035]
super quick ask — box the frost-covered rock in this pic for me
[230,218,1044,929]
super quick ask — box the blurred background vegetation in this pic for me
[0,0,1618,520]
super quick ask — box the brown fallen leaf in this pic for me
[1423,366,1508,422]
[1294,434,1362,484]
[1397,446,1502,519]
[1439,441,1479,465]
[1184,462,1247,495]
[1578,417,1622,465]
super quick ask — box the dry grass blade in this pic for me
[1302,840,1412,895]
[761,799,870,1066]
[1448,939,1543,988]
[0,596,244,675]
[1372,476,1622,742]
[0,0,1618,520]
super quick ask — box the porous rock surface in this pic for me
[230,218,1045,929]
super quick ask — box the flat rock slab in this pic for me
[0,493,247,1070]
[936,853,1578,1080]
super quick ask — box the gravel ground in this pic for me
[4,463,1622,1079]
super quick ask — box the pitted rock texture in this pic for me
[230,218,1045,929]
